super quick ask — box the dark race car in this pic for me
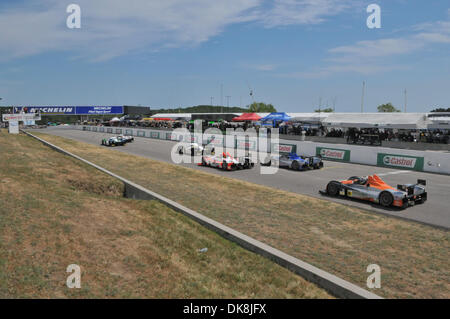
[320,174,427,209]
[117,135,134,143]
[101,137,125,147]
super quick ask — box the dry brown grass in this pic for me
[30,131,450,299]
[0,131,331,298]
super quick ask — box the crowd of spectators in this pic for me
[83,118,450,145]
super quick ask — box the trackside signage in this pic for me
[316,147,350,162]
[377,153,424,171]
[271,143,297,154]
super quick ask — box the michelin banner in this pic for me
[13,106,123,115]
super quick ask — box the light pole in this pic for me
[220,83,223,113]
[361,81,365,113]
[210,97,214,106]
[404,89,407,113]
[226,96,231,108]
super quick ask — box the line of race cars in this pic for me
[100,138,428,210]
[177,143,323,171]
[101,135,134,146]
[175,143,428,209]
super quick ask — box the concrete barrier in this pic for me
[23,130,382,299]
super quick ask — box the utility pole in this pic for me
[332,96,337,112]
[361,81,365,113]
[226,96,231,108]
[404,89,407,113]
[220,83,223,113]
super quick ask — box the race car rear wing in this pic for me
[417,179,426,186]
[397,179,426,195]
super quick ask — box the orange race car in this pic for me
[320,174,427,208]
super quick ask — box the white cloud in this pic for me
[0,0,356,62]
[260,0,356,27]
[246,64,278,71]
[316,15,450,75]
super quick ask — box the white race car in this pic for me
[117,135,134,143]
[199,152,254,171]
[178,143,205,156]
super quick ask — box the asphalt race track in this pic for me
[32,128,450,229]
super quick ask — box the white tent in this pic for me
[110,117,120,122]
[321,113,429,129]
[290,112,331,123]
[427,115,450,130]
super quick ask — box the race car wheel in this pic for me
[326,181,341,196]
[379,191,394,207]
[178,148,183,155]
[191,148,195,156]
[291,161,300,170]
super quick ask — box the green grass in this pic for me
[0,130,331,298]
[30,131,450,299]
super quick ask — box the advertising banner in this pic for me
[8,121,19,134]
[236,139,257,151]
[3,113,41,122]
[377,153,424,171]
[12,106,123,115]
[150,131,160,139]
[316,147,351,162]
[272,143,297,154]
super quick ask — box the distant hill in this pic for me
[151,105,249,115]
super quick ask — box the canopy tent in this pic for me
[109,117,120,122]
[426,113,450,130]
[232,113,262,122]
[260,112,291,122]
[321,113,429,129]
[153,117,173,121]
[151,113,192,120]
[290,113,331,123]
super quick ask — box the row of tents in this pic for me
[144,112,450,130]
[233,112,450,130]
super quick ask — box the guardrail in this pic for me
[23,129,382,299]
[60,125,450,175]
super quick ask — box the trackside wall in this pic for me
[58,125,450,175]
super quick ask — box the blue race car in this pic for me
[262,152,323,170]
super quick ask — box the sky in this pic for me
[0,0,449,113]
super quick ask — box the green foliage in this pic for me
[377,103,400,112]
[151,105,248,115]
[247,102,277,113]
[430,107,450,112]
[314,108,334,113]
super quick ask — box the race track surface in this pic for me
[32,128,450,229]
